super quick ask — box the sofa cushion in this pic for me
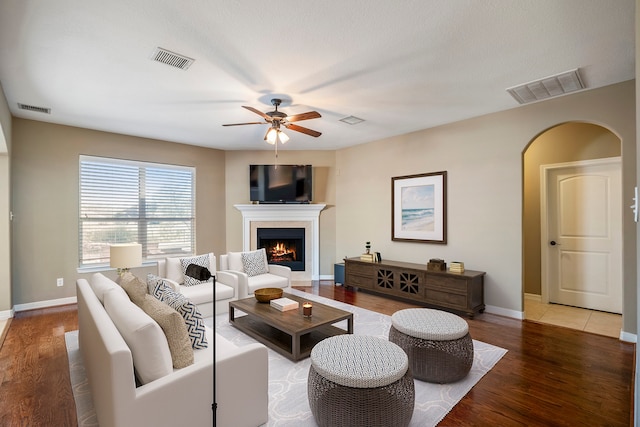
[90,272,127,304]
[153,282,208,350]
[180,254,213,286]
[119,272,148,305]
[103,289,173,385]
[241,249,269,277]
[139,294,194,369]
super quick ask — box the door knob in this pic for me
[550,240,559,246]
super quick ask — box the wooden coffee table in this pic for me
[229,293,353,361]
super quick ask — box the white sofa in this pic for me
[157,253,238,315]
[220,249,292,299]
[76,273,269,427]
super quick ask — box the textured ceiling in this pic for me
[0,0,635,151]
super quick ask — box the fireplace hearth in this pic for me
[257,227,305,271]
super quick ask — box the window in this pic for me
[79,155,195,268]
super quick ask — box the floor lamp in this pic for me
[184,264,217,423]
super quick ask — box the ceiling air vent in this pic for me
[339,115,365,125]
[151,47,194,70]
[506,68,585,104]
[17,103,51,114]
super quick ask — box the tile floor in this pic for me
[524,295,622,339]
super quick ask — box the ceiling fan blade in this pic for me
[222,122,265,126]
[242,106,272,121]
[286,111,321,122]
[284,123,322,137]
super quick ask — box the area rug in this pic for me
[66,289,507,426]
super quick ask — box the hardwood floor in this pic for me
[0,305,78,426]
[0,282,634,426]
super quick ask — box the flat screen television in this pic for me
[249,164,312,203]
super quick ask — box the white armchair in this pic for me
[220,249,292,300]
[157,253,239,316]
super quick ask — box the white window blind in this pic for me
[79,155,195,267]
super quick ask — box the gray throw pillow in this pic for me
[241,249,269,277]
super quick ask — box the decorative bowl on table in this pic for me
[254,287,283,303]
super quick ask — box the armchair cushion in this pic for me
[226,251,244,271]
[241,249,269,277]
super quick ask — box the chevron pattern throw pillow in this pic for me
[147,277,208,349]
[147,274,173,299]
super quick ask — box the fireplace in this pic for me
[236,203,326,281]
[257,227,305,271]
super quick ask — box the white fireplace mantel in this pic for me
[234,204,326,280]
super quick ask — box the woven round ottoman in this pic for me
[389,308,474,383]
[307,335,415,427]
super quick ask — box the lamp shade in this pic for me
[278,130,289,143]
[266,127,278,145]
[110,243,142,269]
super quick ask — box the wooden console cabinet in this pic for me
[344,257,485,318]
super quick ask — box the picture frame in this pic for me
[392,171,447,244]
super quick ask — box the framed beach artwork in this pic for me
[392,171,447,243]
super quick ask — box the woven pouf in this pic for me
[389,308,474,383]
[307,335,415,427]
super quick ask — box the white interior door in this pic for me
[541,158,622,314]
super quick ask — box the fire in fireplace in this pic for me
[257,227,305,271]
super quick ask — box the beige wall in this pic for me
[634,1,639,422]
[11,119,226,305]
[224,150,337,277]
[335,80,636,333]
[523,123,621,295]
[6,80,638,337]
[0,82,11,314]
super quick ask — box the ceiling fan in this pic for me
[222,98,321,144]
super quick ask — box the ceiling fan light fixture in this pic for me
[278,130,289,144]
[266,127,278,144]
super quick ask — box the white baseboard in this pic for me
[0,308,14,320]
[619,330,637,343]
[485,304,524,320]
[524,293,542,302]
[14,296,77,313]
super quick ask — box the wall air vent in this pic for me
[506,68,585,104]
[151,47,194,70]
[17,103,51,114]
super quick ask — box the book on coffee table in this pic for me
[270,297,299,312]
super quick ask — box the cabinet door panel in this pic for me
[426,275,468,292]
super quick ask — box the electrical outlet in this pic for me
[56,278,64,287]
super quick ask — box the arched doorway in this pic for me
[522,122,622,336]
